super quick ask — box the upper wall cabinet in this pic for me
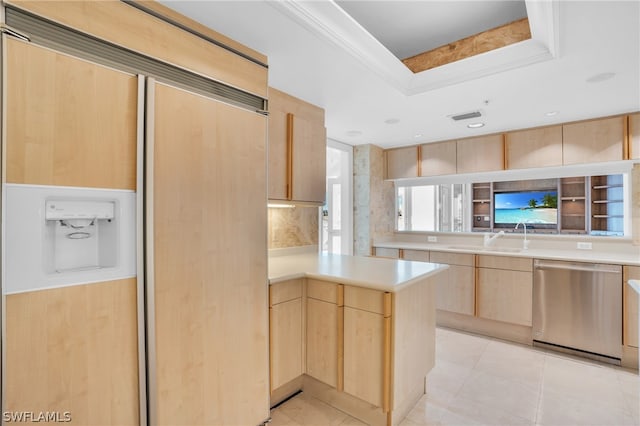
[6,39,138,190]
[562,116,625,165]
[420,141,457,177]
[629,113,640,160]
[456,134,504,174]
[268,88,326,204]
[505,125,563,170]
[385,146,418,179]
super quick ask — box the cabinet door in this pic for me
[306,298,338,387]
[343,307,384,407]
[292,115,327,203]
[6,38,137,189]
[563,116,625,165]
[267,106,289,200]
[629,113,640,160]
[456,134,504,174]
[270,298,304,389]
[624,266,639,348]
[477,268,533,326]
[420,141,456,176]
[402,249,430,262]
[435,265,475,315]
[151,82,269,425]
[374,247,400,258]
[386,146,418,179]
[505,126,563,169]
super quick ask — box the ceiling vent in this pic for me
[450,111,482,121]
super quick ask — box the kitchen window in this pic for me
[396,183,470,232]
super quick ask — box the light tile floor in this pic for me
[270,327,640,426]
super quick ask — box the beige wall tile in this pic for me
[268,206,319,249]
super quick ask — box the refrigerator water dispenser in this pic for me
[4,184,136,294]
[44,200,118,272]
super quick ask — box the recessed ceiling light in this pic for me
[346,130,362,137]
[384,118,400,124]
[586,72,616,83]
[545,111,559,117]
[467,122,485,128]
[413,133,423,138]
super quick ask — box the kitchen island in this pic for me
[268,250,448,426]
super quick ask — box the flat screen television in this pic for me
[494,190,558,228]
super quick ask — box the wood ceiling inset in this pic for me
[403,18,531,74]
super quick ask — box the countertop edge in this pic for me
[374,242,640,266]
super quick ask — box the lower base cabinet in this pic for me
[624,266,639,348]
[306,280,338,387]
[269,279,304,391]
[476,255,533,327]
[269,275,437,426]
[429,251,475,316]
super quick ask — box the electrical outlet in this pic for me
[427,236,437,243]
[577,242,592,250]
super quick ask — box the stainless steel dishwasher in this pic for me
[533,259,622,363]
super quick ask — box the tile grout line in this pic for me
[533,352,548,426]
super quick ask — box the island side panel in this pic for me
[391,274,437,424]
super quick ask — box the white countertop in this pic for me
[268,252,448,292]
[374,241,640,266]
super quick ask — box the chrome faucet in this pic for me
[483,230,505,247]
[515,222,530,250]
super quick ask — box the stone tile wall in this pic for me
[268,206,319,249]
[353,144,395,256]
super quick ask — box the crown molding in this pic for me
[269,0,560,96]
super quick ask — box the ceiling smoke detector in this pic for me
[450,111,482,122]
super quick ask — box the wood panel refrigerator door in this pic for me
[3,37,140,424]
[148,81,269,425]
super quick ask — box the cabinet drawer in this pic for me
[478,255,532,272]
[430,251,475,267]
[374,247,400,259]
[270,279,303,305]
[344,286,386,314]
[402,249,429,262]
[307,279,338,303]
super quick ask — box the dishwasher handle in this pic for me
[534,260,621,274]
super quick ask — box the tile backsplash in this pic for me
[268,206,319,249]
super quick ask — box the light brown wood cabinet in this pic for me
[268,275,438,425]
[624,266,639,348]
[420,141,457,176]
[456,134,504,174]
[505,125,563,169]
[629,113,640,160]
[563,116,625,165]
[268,87,326,204]
[402,249,430,262]
[430,251,476,316]
[374,247,401,258]
[476,255,533,327]
[270,280,304,391]
[385,146,418,179]
[306,279,339,388]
